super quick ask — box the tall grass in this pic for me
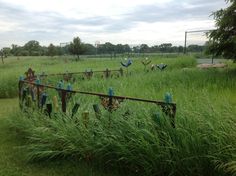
[7,56,236,175]
[0,55,195,98]
[9,92,236,175]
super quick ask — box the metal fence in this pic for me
[19,68,177,127]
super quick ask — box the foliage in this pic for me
[24,40,41,56]
[0,48,9,64]
[206,0,236,61]
[1,39,206,57]
[68,37,86,60]
[47,43,57,57]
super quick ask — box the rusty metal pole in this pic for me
[171,104,176,128]
[61,90,67,113]
[119,68,123,76]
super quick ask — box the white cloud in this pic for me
[0,0,227,48]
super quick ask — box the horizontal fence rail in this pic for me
[39,68,124,81]
[19,68,177,127]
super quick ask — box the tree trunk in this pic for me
[1,56,4,64]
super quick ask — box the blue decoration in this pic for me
[57,80,64,89]
[121,59,132,68]
[35,78,41,85]
[19,75,24,81]
[40,93,47,108]
[67,83,72,91]
[108,87,114,96]
[157,63,167,70]
[164,92,172,103]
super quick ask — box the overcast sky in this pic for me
[0,0,227,48]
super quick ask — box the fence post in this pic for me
[108,87,114,112]
[119,68,123,76]
[105,68,110,78]
[163,92,176,128]
[171,104,176,128]
[18,76,24,101]
[61,90,67,113]
[35,79,41,109]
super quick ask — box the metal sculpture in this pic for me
[157,63,167,71]
[141,58,151,71]
[121,58,132,74]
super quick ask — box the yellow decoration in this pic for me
[53,96,59,112]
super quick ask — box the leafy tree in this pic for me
[132,46,141,53]
[0,48,9,64]
[11,44,19,56]
[187,45,205,52]
[159,43,172,52]
[123,44,131,53]
[140,44,149,53]
[150,45,160,53]
[47,43,56,57]
[104,42,115,58]
[178,46,184,53]
[116,44,124,54]
[19,50,30,56]
[0,49,4,64]
[206,0,236,61]
[2,47,11,57]
[24,40,41,56]
[69,37,86,61]
[83,44,96,55]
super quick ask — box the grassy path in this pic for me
[0,98,115,176]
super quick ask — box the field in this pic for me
[0,55,235,176]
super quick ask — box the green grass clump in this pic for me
[8,93,236,175]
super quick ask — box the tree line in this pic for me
[0,37,206,59]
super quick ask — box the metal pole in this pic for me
[183,29,215,54]
[61,90,67,113]
[184,31,187,54]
